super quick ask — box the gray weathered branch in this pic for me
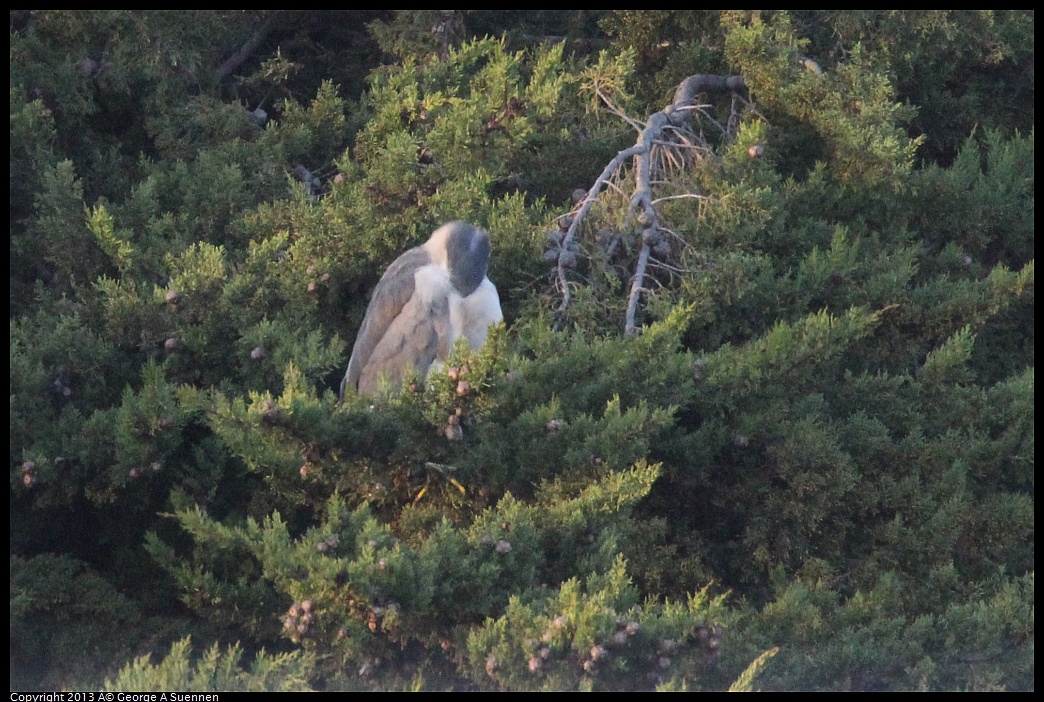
[214,12,279,83]
[553,72,747,334]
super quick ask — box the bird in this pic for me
[340,222,503,399]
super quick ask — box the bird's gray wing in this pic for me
[343,246,431,398]
[356,270,450,395]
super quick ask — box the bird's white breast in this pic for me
[449,277,503,349]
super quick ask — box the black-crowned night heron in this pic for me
[340,222,503,399]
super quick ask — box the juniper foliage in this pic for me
[10,11,1033,691]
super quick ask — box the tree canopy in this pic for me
[10,10,1033,691]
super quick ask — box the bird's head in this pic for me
[441,222,490,297]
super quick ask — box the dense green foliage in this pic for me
[10,11,1033,691]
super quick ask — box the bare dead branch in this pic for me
[555,144,643,318]
[214,12,279,83]
[554,72,747,333]
[672,74,748,120]
[625,243,652,336]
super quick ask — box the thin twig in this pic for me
[659,225,694,246]
[648,258,690,275]
[693,107,728,135]
[594,87,644,132]
[602,178,629,198]
[652,193,711,205]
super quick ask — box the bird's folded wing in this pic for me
[346,249,463,397]
[344,246,430,396]
[357,281,450,395]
